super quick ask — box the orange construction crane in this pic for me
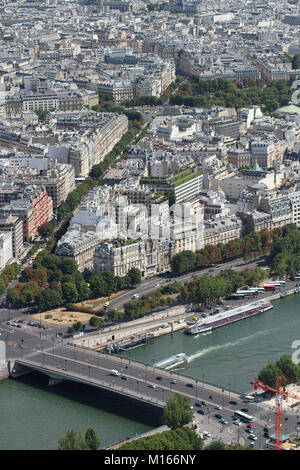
[250,374,300,450]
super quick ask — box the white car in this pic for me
[132,294,139,299]
[215,405,222,410]
[149,384,157,389]
[220,418,228,425]
[233,420,241,426]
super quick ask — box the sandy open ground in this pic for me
[30,290,129,326]
[31,307,94,325]
[263,383,300,410]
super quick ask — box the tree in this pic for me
[62,282,79,303]
[292,54,300,70]
[89,316,104,328]
[205,440,227,450]
[61,257,78,275]
[35,288,63,310]
[127,267,142,286]
[171,251,196,274]
[85,428,100,450]
[258,362,281,389]
[58,429,88,450]
[38,222,54,239]
[161,394,193,430]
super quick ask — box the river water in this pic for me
[1,294,300,449]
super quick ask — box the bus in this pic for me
[263,285,276,291]
[264,281,286,287]
[229,293,245,299]
[234,410,254,423]
[235,290,256,297]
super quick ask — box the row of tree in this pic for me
[0,262,21,296]
[123,282,182,321]
[171,230,272,275]
[180,268,268,306]
[6,250,142,312]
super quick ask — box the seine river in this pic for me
[1,294,300,449]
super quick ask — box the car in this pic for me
[62,365,67,370]
[186,383,194,388]
[263,426,269,432]
[250,442,255,447]
[201,401,207,406]
[215,405,222,410]
[198,410,206,415]
[241,408,248,413]
[233,420,241,426]
[264,431,269,438]
[190,406,194,410]
[229,400,238,405]
[248,435,257,441]
[149,384,157,389]
[156,376,163,380]
[215,413,222,419]
[247,424,254,429]
[194,402,202,407]
[220,418,228,425]
[155,283,161,287]
[121,376,128,380]
[245,429,252,434]
[170,379,177,384]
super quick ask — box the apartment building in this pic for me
[203,216,243,246]
[94,240,146,277]
[0,231,13,269]
[0,186,53,241]
[55,229,104,272]
[0,215,24,259]
[22,91,59,112]
[98,81,134,104]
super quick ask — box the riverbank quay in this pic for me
[68,279,300,353]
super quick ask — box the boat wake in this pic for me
[187,325,281,363]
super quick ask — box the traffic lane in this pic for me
[30,347,259,417]
[108,258,265,311]
[47,346,244,404]
[25,352,177,403]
